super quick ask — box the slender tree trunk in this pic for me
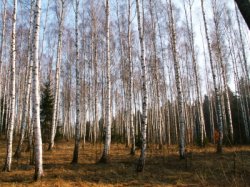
[211,1,234,144]
[135,0,148,172]
[168,0,186,158]
[183,0,205,146]
[39,0,50,62]
[72,0,81,164]
[80,23,87,146]
[127,0,135,155]
[149,0,163,149]
[99,0,111,163]
[0,0,7,135]
[1,73,8,135]
[201,0,223,153]
[27,92,33,165]
[14,0,34,158]
[200,25,215,143]
[154,4,170,145]
[32,0,43,180]
[3,0,17,172]
[90,2,99,144]
[49,0,65,150]
[101,70,105,144]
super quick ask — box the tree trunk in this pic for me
[49,0,65,150]
[183,0,205,146]
[201,0,223,153]
[32,0,44,180]
[135,0,148,172]
[14,0,34,158]
[0,73,8,135]
[3,0,17,172]
[127,0,135,155]
[168,0,186,158]
[99,0,111,163]
[0,0,7,135]
[212,1,234,144]
[90,1,99,144]
[149,0,163,149]
[72,0,81,164]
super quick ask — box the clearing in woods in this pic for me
[0,138,250,186]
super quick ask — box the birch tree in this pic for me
[71,0,81,164]
[32,0,44,180]
[211,0,234,143]
[168,0,186,158]
[49,0,66,150]
[14,0,34,158]
[201,0,224,153]
[90,0,99,144]
[135,0,148,172]
[183,0,205,146]
[127,0,135,155]
[149,0,163,149]
[0,0,7,134]
[3,0,17,172]
[99,0,111,163]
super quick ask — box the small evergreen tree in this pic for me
[40,79,54,143]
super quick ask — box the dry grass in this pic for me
[0,138,250,186]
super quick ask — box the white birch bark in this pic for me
[99,0,111,163]
[14,0,34,158]
[149,0,163,149]
[127,0,135,155]
[0,0,7,132]
[168,0,186,158]
[90,1,99,144]
[49,0,65,150]
[136,0,148,172]
[3,0,17,172]
[211,1,234,143]
[32,0,44,180]
[81,25,87,146]
[72,0,81,164]
[0,73,8,134]
[183,0,205,146]
[154,4,170,145]
[201,0,223,153]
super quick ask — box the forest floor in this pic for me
[0,138,250,187]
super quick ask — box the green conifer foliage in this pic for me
[40,80,54,143]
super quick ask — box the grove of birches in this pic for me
[0,0,249,181]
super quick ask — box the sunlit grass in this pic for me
[0,137,250,186]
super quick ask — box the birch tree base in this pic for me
[48,143,54,151]
[13,148,22,159]
[130,147,135,155]
[2,162,11,172]
[71,146,79,164]
[34,170,44,181]
[136,157,145,172]
[99,153,110,163]
[217,144,223,153]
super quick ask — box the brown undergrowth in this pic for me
[0,138,250,186]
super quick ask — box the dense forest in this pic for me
[0,0,250,185]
